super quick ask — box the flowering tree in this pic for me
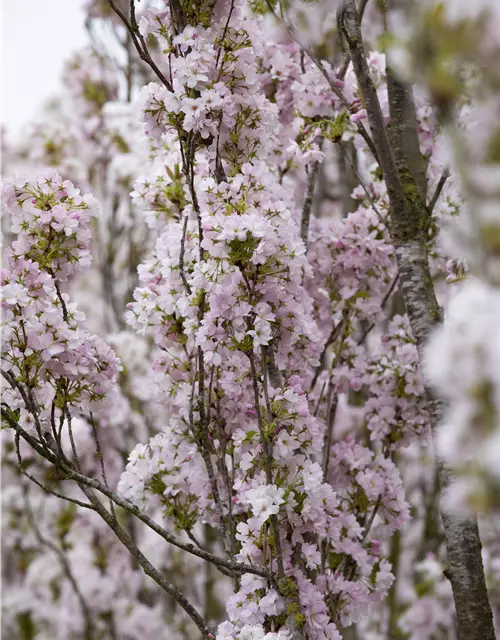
[2,1,500,639]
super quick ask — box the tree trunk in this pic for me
[338,2,496,638]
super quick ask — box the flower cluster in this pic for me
[1,170,120,436]
[363,316,428,447]
[64,48,119,116]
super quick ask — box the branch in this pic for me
[90,412,116,519]
[215,0,235,69]
[248,352,305,639]
[338,1,406,227]
[107,0,174,93]
[356,273,399,345]
[385,66,428,202]
[308,56,380,162]
[194,345,234,562]
[168,0,186,35]
[338,140,385,222]
[427,168,451,215]
[247,351,285,577]
[309,315,345,391]
[300,156,322,248]
[3,413,271,580]
[79,482,215,638]
[16,467,94,511]
[179,213,192,295]
[337,0,371,79]
[321,391,338,480]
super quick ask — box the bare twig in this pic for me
[90,412,116,519]
[179,213,192,294]
[300,156,322,248]
[310,58,380,162]
[107,0,174,92]
[361,496,382,542]
[263,1,379,164]
[309,315,345,391]
[24,491,95,640]
[195,345,234,563]
[215,0,235,69]
[247,354,304,640]
[321,391,338,480]
[248,351,285,577]
[338,141,385,222]
[427,168,450,215]
[19,470,93,510]
[356,273,399,345]
[66,409,83,473]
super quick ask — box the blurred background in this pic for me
[2,1,89,141]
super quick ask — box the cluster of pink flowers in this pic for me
[64,48,119,117]
[362,316,428,447]
[1,170,120,434]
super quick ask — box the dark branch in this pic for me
[427,168,450,215]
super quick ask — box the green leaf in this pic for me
[327,111,348,143]
[1,406,20,430]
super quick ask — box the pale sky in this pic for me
[2,0,89,143]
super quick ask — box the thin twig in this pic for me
[313,380,327,417]
[66,409,83,473]
[263,0,379,163]
[338,140,385,222]
[20,470,93,510]
[90,412,116,519]
[107,0,174,92]
[322,391,338,480]
[300,155,322,248]
[427,168,450,215]
[311,57,380,163]
[215,0,235,69]
[179,214,192,294]
[356,273,399,345]
[309,316,345,391]
[361,496,382,542]
[54,281,69,321]
[195,345,233,563]
[248,352,305,639]
[24,491,95,640]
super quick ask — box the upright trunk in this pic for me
[339,2,496,638]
